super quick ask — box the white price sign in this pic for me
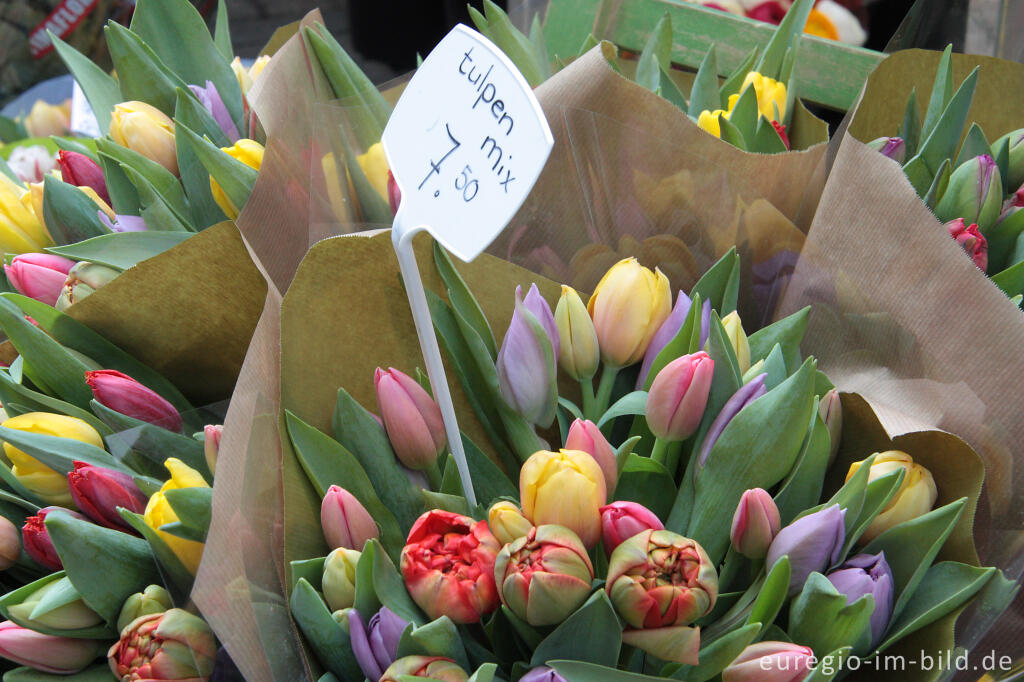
[383,25,553,506]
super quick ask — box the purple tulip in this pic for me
[521,284,560,358]
[766,505,847,595]
[98,211,147,233]
[521,667,568,682]
[496,285,558,427]
[637,291,691,389]
[867,136,906,164]
[827,552,894,646]
[348,607,408,681]
[188,80,240,143]
[696,373,768,467]
[698,298,712,349]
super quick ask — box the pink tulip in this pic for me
[0,621,102,674]
[730,488,781,559]
[57,150,110,204]
[565,418,618,494]
[4,253,75,307]
[67,461,148,531]
[374,367,446,470]
[108,609,217,681]
[722,641,815,682]
[600,501,664,556]
[204,424,222,475]
[321,485,379,550]
[645,352,714,441]
[945,218,988,271]
[85,370,183,432]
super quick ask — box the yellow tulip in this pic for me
[847,450,937,542]
[520,449,606,548]
[697,109,728,139]
[739,72,787,122]
[210,139,264,220]
[0,175,51,254]
[22,99,70,138]
[109,101,178,175]
[144,458,210,575]
[488,500,533,546]
[23,179,116,237]
[720,311,751,374]
[230,57,253,94]
[554,285,600,381]
[356,142,390,200]
[587,257,671,367]
[804,8,839,41]
[248,55,272,83]
[1,412,104,506]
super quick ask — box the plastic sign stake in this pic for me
[384,24,554,506]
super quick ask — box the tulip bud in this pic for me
[696,374,767,468]
[554,285,599,381]
[381,656,469,682]
[819,389,843,467]
[3,412,104,506]
[374,367,446,470]
[3,253,76,307]
[356,142,391,201]
[697,108,728,139]
[600,501,664,556]
[866,136,906,164]
[730,488,782,559]
[348,607,408,681]
[23,100,70,138]
[564,418,618,494]
[766,505,846,595]
[0,620,103,674]
[495,525,594,626]
[0,173,51,254]
[0,516,20,571]
[57,151,110,204]
[636,291,691,389]
[496,286,559,427]
[740,71,787,122]
[320,485,379,552]
[323,547,361,612]
[826,552,894,647]
[210,139,264,219]
[68,461,148,531]
[722,641,815,682]
[230,57,254,93]
[935,154,1003,233]
[144,458,209,575]
[847,450,937,542]
[108,609,217,681]
[55,261,120,311]
[109,101,178,175]
[607,529,718,628]
[7,576,103,631]
[400,510,500,624]
[21,507,90,571]
[85,370,183,432]
[117,585,174,634]
[646,352,714,441]
[720,311,752,374]
[945,218,988,271]
[521,449,606,548]
[487,500,532,546]
[203,425,222,475]
[188,81,240,143]
[994,129,1024,190]
[588,258,672,367]
[521,667,569,682]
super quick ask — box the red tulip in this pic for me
[108,609,217,681]
[85,370,183,432]
[945,218,988,271]
[57,150,110,204]
[22,507,90,571]
[67,461,148,531]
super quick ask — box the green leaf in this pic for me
[468,663,499,682]
[475,0,548,87]
[99,154,141,215]
[635,13,672,93]
[802,647,852,682]
[117,509,194,604]
[614,454,676,520]
[528,14,552,82]
[916,67,979,175]
[748,307,808,373]
[531,591,621,668]
[991,258,1024,299]
[458,434,517,507]
[174,121,257,213]
[789,573,873,657]
[0,424,138,478]
[174,90,231,229]
[0,573,113,639]
[692,249,740,314]
[688,46,721,119]
[840,469,904,558]
[0,155,23,185]
[898,88,921,158]
[985,204,1024,273]
[550,660,666,682]
[902,154,934,198]
[433,243,497,359]
[91,398,203,474]
[397,616,470,671]
[105,21,192,117]
[213,0,233,61]
[676,622,760,681]
[642,293,703,391]
[47,33,121,134]
[0,115,28,144]
[46,231,192,270]
[922,157,951,210]
[4,664,114,681]
[367,539,426,625]
[597,391,648,428]
[954,123,991,169]
[41,175,110,245]
[290,578,363,681]
[658,68,688,113]
[755,0,815,79]
[757,343,788,390]
[717,116,747,151]
[750,116,789,154]
[124,167,192,233]
[726,86,760,145]
[0,371,110,436]
[96,138,190,224]
[163,486,212,542]
[748,555,790,633]
[51,137,99,163]
[994,135,1011,196]
[920,45,953,145]
[720,47,758,109]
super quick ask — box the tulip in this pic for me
[0,174,51,254]
[730,488,782,559]
[357,142,391,201]
[935,154,1003,233]
[188,81,240,143]
[144,458,209,575]
[203,425,222,475]
[697,109,728,138]
[487,500,532,546]
[323,547,361,612]
[67,461,148,531]
[866,137,906,164]
[85,370,183,432]
[23,100,70,138]
[637,291,691,389]
[945,218,988,271]
[819,389,843,466]
[381,656,469,682]
[0,620,102,674]
[387,170,401,215]
[231,55,270,94]
[554,285,599,381]
[117,585,174,634]
[696,374,767,468]
[108,608,217,681]
[766,504,846,594]
[496,286,559,426]
[109,101,178,175]
[606,529,718,628]
[588,258,672,367]
[564,418,618,494]
[3,253,76,306]
[248,55,271,82]
[0,516,19,571]
[521,449,606,548]
[720,311,752,374]
[646,352,715,441]
[348,607,408,681]
[55,262,120,311]
[7,577,103,631]
[57,150,110,204]
[400,510,500,624]
[847,450,937,542]
[522,283,560,357]
[7,145,57,184]
[495,524,594,626]
[321,485,379,552]
[98,211,147,233]
[600,501,664,556]
[21,507,90,570]
[738,71,787,122]
[722,641,815,682]
[826,552,894,646]
[994,128,1024,190]
[521,667,569,682]
[3,412,104,506]
[210,139,264,219]
[374,367,446,470]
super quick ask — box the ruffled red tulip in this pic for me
[108,609,217,681]
[945,218,988,271]
[85,370,183,432]
[67,461,148,531]
[22,507,90,571]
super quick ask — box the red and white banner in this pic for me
[27,0,100,59]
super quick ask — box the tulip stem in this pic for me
[580,379,596,420]
[650,438,669,466]
[591,366,620,422]
[425,462,443,491]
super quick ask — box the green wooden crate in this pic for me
[542,0,883,112]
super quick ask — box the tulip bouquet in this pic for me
[279,241,1000,682]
